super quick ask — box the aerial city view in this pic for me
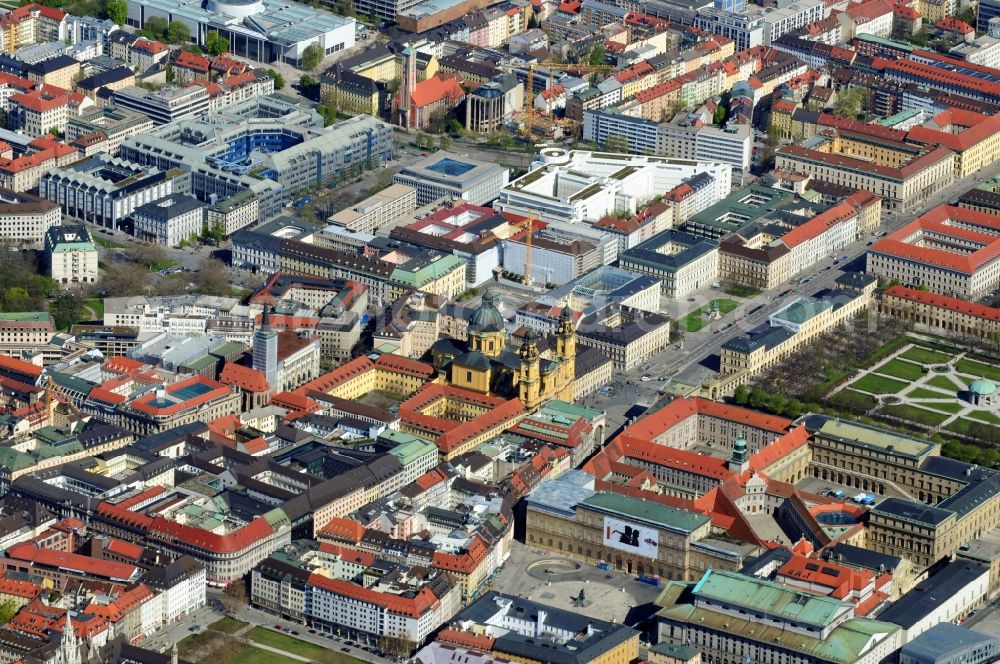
[2,0,1000,661]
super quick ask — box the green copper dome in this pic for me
[469,291,504,333]
[969,378,997,396]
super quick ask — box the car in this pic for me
[292,631,300,636]
[274,625,282,630]
[641,375,651,382]
[308,629,316,634]
[341,648,351,653]
[866,241,874,246]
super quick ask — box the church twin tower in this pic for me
[461,291,575,410]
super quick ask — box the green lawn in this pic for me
[915,400,965,414]
[149,259,179,271]
[208,617,248,635]
[906,387,949,399]
[94,236,124,249]
[724,283,761,298]
[852,374,909,394]
[900,346,953,365]
[230,648,302,664]
[83,298,104,321]
[956,358,1000,382]
[245,628,362,664]
[711,299,738,314]
[881,404,949,427]
[927,375,961,392]
[968,410,1000,425]
[876,359,926,381]
[682,311,707,333]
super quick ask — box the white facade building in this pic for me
[496,148,731,224]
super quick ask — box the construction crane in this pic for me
[45,380,85,423]
[508,215,540,287]
[523,62,613,137]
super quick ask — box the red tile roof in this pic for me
[870,205,1000,273]
[935,16,974,33]
[0,574,42,600]
[6,542,139,581]
[437,630,495,652]
[220,362,270,392]
[132,38,168,54]
[317,517,366,543]
[105,538,143,561]
[0,354,41,378]
[103,357,146,374]
[309,572,440,618]
[318,542,375,567]
[781,201,858,249]
[883,284,1000,322]
[410,74,465,109]
[128,375,234,416]
[173,50,210,73]
[845,0,892,22]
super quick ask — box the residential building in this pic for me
[25,55,78,89]
[878,561,988,641]
[0,188,60,249]
[9,87,80,137]
[132,195,205,247]
[44,224,98,286]
[75,66,135,102]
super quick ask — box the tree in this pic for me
[166,20,191,44]
[604,134,629,153]
[0,600,17,624]
[205,30,229,56]
[832,87,868,119]
[317,102,338,126]
[298,74,319,90]
[301,42,324,71]
[439,134,451,150]
[48,127,60,137]
[126,243,167,270]
[447,118,464,136]
[713,103,727,126]
[194,257,231,296]
[144,16,168,40]
[183,43,204,55]
[528,13,540,28]
[909,27,930,46]
[733,384,750,405]
[106,0,127,24]
[588,43,606,66]
[266,68,285,90]
[53,288,85,328]
[299,204,318,224]
[165,63,174,82]
[102,262,151,297]
[2,287,31,312]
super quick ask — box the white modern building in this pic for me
[124,0,355,66]
[393,152,510,207]
[496,148,731,224]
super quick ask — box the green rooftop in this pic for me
[692,570,848,627]
[582,491,710,534]
[540,399,603,422]
[817,419,936,460]
[384,432,438,466]
[0,312,50,322]
[771,297,831,326]
[391,254,465,287]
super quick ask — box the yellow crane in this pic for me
[509,215,540,287]
[523,62,613,137]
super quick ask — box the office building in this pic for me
[878,561,988,641]
[111,85,210,125]
[0,312,53,358]
[867,205,1000,298]
[620,230,719,299]
[393,151,509,206]
[880,284,1000,343]
[66,105,154,158]
[575,304,671,371]
[39,156,188,229]
[497,148,731,224]
[504,226,615,286]
[132,195,205,246]
[327,184,416,234]
[900,623,998,664]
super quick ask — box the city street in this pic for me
[585,158,1000,440]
